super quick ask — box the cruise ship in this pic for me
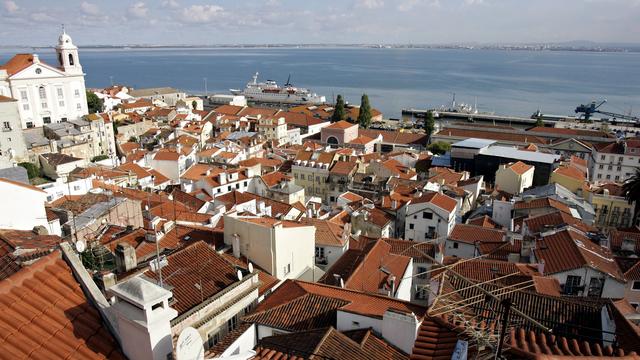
[230,73,326,105]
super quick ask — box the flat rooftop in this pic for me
[451,138,496,149]
[480,145,561,164]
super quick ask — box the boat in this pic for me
[230,72,326,105]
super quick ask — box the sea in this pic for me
[1,47,639,119]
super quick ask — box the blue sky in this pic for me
[1,0,639,45]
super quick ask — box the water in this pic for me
[2,47,639,118]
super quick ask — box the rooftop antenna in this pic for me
[61,23,66,34]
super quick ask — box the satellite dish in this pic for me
[237,270,243,281]
[248,262,254,273]
[75,240,86,253]
[176,327,204,360]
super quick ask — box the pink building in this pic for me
[321,120,358,145]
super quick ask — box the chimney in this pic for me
[621,237,636,253]
[232,233,241,258]
[109,277,178,360]
[115,243,137,272]
[521,236,536,259]
[537,260,545,275]
[219,172,227,185]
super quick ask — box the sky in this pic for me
[1,0,640,46]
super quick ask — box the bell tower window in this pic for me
[58,53,63,66]
[68,54,74,66]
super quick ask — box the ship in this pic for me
[230,72,326,105]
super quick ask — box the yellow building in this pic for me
[589,183,635,229]
[494,161,534,195]
[549,165,587,195]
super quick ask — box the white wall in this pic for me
[0,180,48,230]
[405,202,455,242]
[492,200,513,229]
[395,260,413,301]
[445,240,475,258]
[39,177,93,202]
[218,323,257,358]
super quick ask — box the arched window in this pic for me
[326,136,339,145]
[68,54,74,66]
[58,53,63,66]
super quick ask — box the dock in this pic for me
[402,109,549,126]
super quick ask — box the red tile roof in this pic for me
[359,129,428,145]
[244,280,426,330]
[553,164,586,181]
[261,171,291,187]
[326,120,357,130]
[0,54,41,76]
[319,239,411,295]
[513,197,572,214]
[0,229,62,252]
[144,241,238,314]
[535,229,624,281]
[508,161,534,175]
[213,104,243,116]
[410,316,459,360]
[329,161,357,175]
[467,215,502,229]
[0,177,46,193]
[0,251,125,359]
[301,218,347,247]
[411,192,458,213]
[449,224,506,245]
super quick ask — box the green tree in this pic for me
[128,136,138,143]
[91,155,109,162]
[428,141,451,155]
[424,110,436,138]
[18,162,40,179]
[86,91,103,114]
[357,94,372,129]
[331,95,346,123]
[623,168,640,224]
[192,100,198,110]
[535,116,544,127]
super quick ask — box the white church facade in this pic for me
[0,30,88,129]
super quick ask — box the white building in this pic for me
[404,192,458,242]
[0,96,28,166]
[494,161,534,195]
[223,214,315,280]
[0,177,49,230]
[0,29,88,128]
[591,139,640,183]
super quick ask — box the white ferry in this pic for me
[230,73,326,105]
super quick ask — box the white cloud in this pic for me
[397,0,439,11]
[162,0,180,8]
[355,0,384,9]
[30,12,56,22]
[179,4,224,23]
[129,2,148,18]
[80,1,100,16]
[3,0,18,14]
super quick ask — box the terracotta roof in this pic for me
[553,164,586,181]
[570,155,588,167]
[381,238,436,262]
[349,135,375,145]
[593,140,640,155]
[358,206,394,228]
[609,229,640,255]
[339,191,363,203]
[0,251,125,359]
[427,167,465,185]
[0,54,42,76]
[301,218,346,247]
[592,182,626,197]
[476,240,523,261]
[410,192,458,213]
[213,104,244,116]
[513,197,572,214]
[238,106,279,118]
[410,316,459,360]
[261,171,291,187]
[535,229,625,281]
[0,95,17,102]
[443,258,540,285]
[319,239,411,296]
[153,149,181,161]
[467,215,502,229]
[359,129,428,145]
[326,120,357,130]
[120,99,152,110]
[215,190,297,219]
[149,169,170,185]
[244,280,426,330]
[116,162,152,180]
[448,224,506,245]
[382,159,417,179]
[523,211,595,234]
[0,229,62,252]
[329,161,357,176]
[532,276,562,297]
[41,152,83,166]
[253,326,407,360]
[0,241,20,280]
[144,241,238,314]
[119,141,140,155]
[239,157,282,168]
[508,161,534,175]
[218,251,279,296]
[170,188,206,212]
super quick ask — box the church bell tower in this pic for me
[55,26,82,75]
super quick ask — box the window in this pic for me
[617,166,621,171]
[61,117,67,122]
[618,156,623,162]
[417,266,428,279]
[598,165,604,170]
[564,275,582,295]
[615,175,620,181]
[308,174,313,181]
[597,174,602,179]
[423,212,433,219]
[68,54,74,66]
[23,104,29,111]
[452,242,459,249]
[206,332,220,349]
[607,165,612,170]
[606,174,611,180]
[43,116,51,124]
[59,101,65,107]
[415,285,429,300]
[600,155,605,160]
[294,173,298,179]
[315,247,325,258]
[235,183,239,189]
[409,223,414,230]
[632,281,640,291]
[74,89,80,97]
[20,90,28,101]
[227,185,231,191]
[26,121,34,128]
[76,103,81,110]
[39,86,46,99]
[2,121,10,131]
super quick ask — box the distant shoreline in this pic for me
[1,44,639,53]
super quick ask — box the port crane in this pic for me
[575,99,639,124]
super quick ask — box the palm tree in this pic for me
[623,168,640,225]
